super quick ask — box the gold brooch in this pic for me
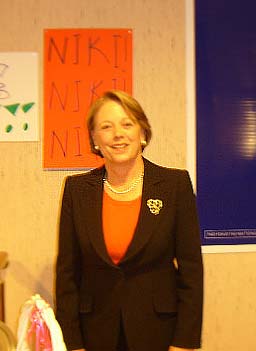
[147,199,163,215]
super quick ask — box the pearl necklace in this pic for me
[103,171,144,194]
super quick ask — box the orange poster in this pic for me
[44,28,133,169]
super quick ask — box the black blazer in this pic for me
[56,158,203,351]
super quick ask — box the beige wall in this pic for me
[0,1,255,350]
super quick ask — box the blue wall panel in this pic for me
[196,1,256,245]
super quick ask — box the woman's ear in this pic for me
[140,129,146,144]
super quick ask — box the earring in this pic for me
[141,140,147,147]
[94,145,100,150]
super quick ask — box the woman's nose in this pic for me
[113,125,124,138]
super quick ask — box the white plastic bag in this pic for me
[16,294,66,351]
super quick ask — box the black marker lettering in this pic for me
[73,80,81,112]
[89,80,103,105]
[50,130,68,158]
[49,82,68,110]
[113,35,121,68]
[88,37,110,65]
[48,37,68,64]
[74,126,82,156]
[73,34,80,64]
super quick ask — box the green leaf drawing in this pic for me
[22,102,35,113]
[4,103,20,116]
[23,123,29,131]
[5,125,13,133]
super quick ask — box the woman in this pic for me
[56,90,203,351]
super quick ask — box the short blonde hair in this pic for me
[87,90,152,157]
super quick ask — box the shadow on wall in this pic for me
[10,260,54,307]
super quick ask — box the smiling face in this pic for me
[92,100,145,167]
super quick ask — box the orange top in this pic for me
[102,191,142,264]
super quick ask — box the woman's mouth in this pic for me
[111,144,128,149]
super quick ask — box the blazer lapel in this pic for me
[82,159,167,267]
[81,166,116,267]
[120,158,166,264]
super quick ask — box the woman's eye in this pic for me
[101,124,111,130]
[123,122,133,127]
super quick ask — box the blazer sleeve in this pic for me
[55,177,84,350]
[171,170,203,349]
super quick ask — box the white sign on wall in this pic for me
[0,52,38,141]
